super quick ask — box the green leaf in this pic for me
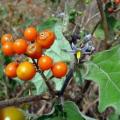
[0,52,4,79]
[113,20,120,32]
[52,78,65,91]
[63,101,86,120]
[85,45,120,113]
[108,112,120,120]
[50,0,60,3]
[37,101,96,120]
[84,0,92,4]
[37,101,84,120]
[74,66,83,85]
[94,16,120,40]
[0,3,8,20]
[31,72,48,95]
[36,18,57,32]
[19,18,34,29]
[46,23,73,62]
[107,16,117,30]
[94,24,104,40]
[4,56,12,64]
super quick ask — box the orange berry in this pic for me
[36,30,56,49]
[115,0,120,4]
[13,39,28,54]
[4,62,19,78]
[2,42,14,56]
[26,42,42,59]
[38,55,53,71]
[1,34,13,45]
[24,27,37,41]
[17,61,36,81]
[51,62,68,78]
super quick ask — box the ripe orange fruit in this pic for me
[115,0,120,4]
[24,27,37,41]
[13,39,28,54]
[36,30,56,49]
[2,41,14,56]
[51,62,68,78]
[0,106,26,120]
[17,61,36,81]
[4,62,19,78]
[1,34,13,45]
[38,55,53,71]
[26,42,42,59]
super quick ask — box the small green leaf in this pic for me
[63,101,84,120]
[113,20,120,32]
[36,18,57,31]
[95,16,120,40]
[0,3,8,20]
[94,24,104,40]
[31,72,48,95]
[19,18,34,29]
[0,52,4,79]
[74,66,83,85]
[52,78,65,91]
[37,101,84,120]
[37,101,96,120]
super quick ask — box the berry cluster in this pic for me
[103,0,120,13]
[1,27,68,81]
[103,0,120,4]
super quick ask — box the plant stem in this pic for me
[83,98,98,114]
[16,82,30,98]
[85,12,100,27]
[3,75,10,99]
[57,61,74,97]
[32,59,55,97]
[92,20,101,35]
[96,0,110,49]
[0,94,50,108]
[114,7,120,13]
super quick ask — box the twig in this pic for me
[92,20,101,35]
[16,82,30,98]
[96,40,104,51]
[37,101,47,115]
[3,75,10,99]
[96,0,110,49]
[113,7,120,13]
[32,59,55,97]
[82,80,91,94]
[85,12,100,27]
[0,94,50,108]
[83,98,99,114]
[48,75,54,81]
